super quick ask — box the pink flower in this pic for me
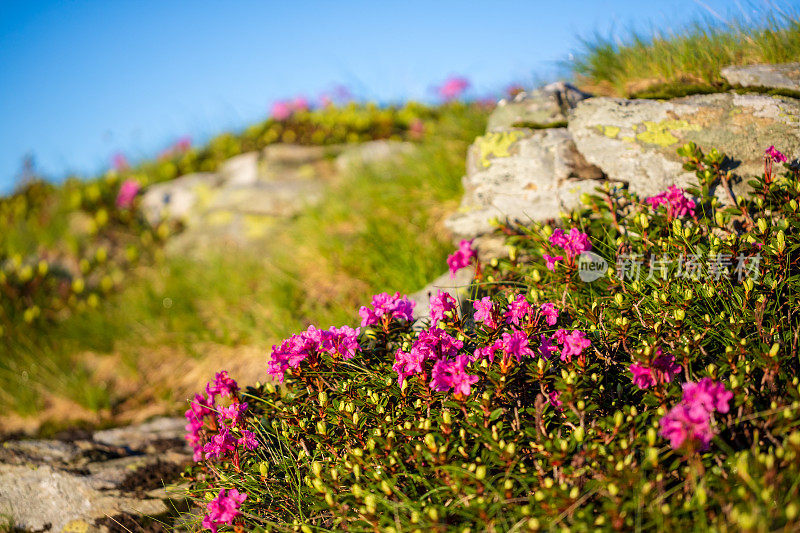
[447,239,476,277]
[206,371,239,398]
[174,136,192,152]
[659,378,732,451]
[271,100,292,120]
[553,329,591,362]
[549,228,592,260]
[393,328,463,385]
[217,402,248,427]
[203,428,237,460]
[646,186,696,219]
[430,354,478,397]
[501,330,535,362]
[548,390,563,409]
[629,351,681,389]
[765,145,787,163]
[430,290,457,324]
[504,294,532,326]
[238,429,259,450]
[538,334,558,359]
[112,152,129,171]
[473,297,497,329]
[473,339,503,363]
[203,488,247,533]
[682,378,732,415]
[543,254,563,271]
[115,179,140,209]
[187,393,214,419]
[438,76,471,101]
[539,303,559,326]
[323,325,361,360]
[291,96,309,112]
[659,403,715,450]
[359,292,415,327]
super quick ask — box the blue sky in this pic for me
[0,0,787,192]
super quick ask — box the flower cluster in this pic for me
[202,488,247,533]
[268,325,361,382]
[765,145,788,164]
[629,349,682,389]
[115,179,140,209]
[359,292,415,328]
[429,290,458,325]
[646,185,696,219]
[393,326,465,385]
[659,378,732,450]
[184,371,259,462]
[438,76,471,101]
[545,227,592,270]
[447,239,476,277]
[271,96,310,120]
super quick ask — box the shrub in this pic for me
[179,143,800,531]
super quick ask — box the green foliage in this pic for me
[183,144,800,531]
[572,11,800,96]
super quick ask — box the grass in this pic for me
[0,104,487,430]
[572,9,800,96]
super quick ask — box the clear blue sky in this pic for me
[0,0,783,192]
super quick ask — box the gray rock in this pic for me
[0,418,189,532]
[140,172,222,225]
[335,140,415,172]
[487,82,592,132]
[207,181,324,218]
[721,63,800,91]
[263,143,342,166]
[219,151,261,186]
[569,93,800,197]
[445,128,606,241]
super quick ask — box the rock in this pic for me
[721,63,800,92]
[263,144,342,166]
[487,82,592,132]
[445,128,606,241]
[0,418,190,532]
[219,152,261,186]
[207,181,324,218]
[335,140,415,172]
[140,172,222,225]
[410,266,476,323]
[569,93,800,197]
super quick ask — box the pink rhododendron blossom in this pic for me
[553,329,591,362]
[549,228,592,260]
[473,297,497,329]
[430,290,457,324]
[203,428,237,460]
[501,330,534,362]
[646,186,696,219]
[765,145,788,163]
[174,136,192,152]
[543,254,563,271]
[430,354,478,397]
[359,292,415,327]
[112,152,129,171]
[217,402,248,427]
[682,378,733,415]
[504,294,532,326]
[473,339,503,363]
[393,328,463,385]
[659,403,715,450]
[629,350,681,389]
[539,303,559,326]
[271,100,292,120]
[238,429,259,450]
[202,488,247,533]
[206,371,239,398]
[291,96,309,112]
[187,393,214,419]
[538,334,558,359]
[447,239,476,277]
[659,378,732,450]
[115,180,140,209]
[323,325,361,360]
[548,390,563,409]
[438,76,470,100]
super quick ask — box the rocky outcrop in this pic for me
[487,82,591,131]
[446,128,605,241]
[569,92,800,197]
[141,140,414,252]
[0,417,189,532]
[721,63,800,92]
